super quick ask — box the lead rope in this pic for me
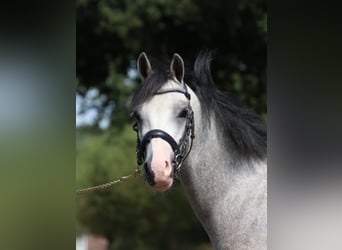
[76,168,141,195]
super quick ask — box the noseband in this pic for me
[133,85,195,176]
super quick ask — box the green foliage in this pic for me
[77,0,267,127]
[76,125,211,249]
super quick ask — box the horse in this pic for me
[130,51,267,250]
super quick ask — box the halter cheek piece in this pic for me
[133,85,195,176]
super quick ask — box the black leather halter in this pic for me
[133,85,195,175]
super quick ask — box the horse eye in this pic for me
[178,108,188,118]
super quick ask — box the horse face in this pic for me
[135,52,189,191]
[136,83,190,191]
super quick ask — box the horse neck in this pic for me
[179,92,267,249]
[180,112,248,205]
[180,91,265,201]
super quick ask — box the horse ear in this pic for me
[170,53,184,83]
[137,52,152,80]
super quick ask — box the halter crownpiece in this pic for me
[133,87,195,176]
[154,82,191,100]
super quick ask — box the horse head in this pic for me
[131,52,194,192]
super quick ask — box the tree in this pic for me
[77,0,267,128]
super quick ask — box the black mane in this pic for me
[130,51,267,160]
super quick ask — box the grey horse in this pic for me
[130,51,267,250]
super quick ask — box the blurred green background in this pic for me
[76,0,266,249]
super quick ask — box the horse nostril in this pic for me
[144,163,156,186]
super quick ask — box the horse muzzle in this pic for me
[143,138,174,191]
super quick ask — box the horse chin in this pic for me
[151,178,173,192]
